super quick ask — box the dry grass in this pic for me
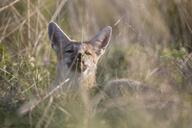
[0,0,192,128]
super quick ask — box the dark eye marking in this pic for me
[65,49,74,53]
[63,43,74,54]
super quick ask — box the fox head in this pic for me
[48,22,112,84]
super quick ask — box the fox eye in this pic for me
[65,50,73,53]
[85,51,92,55]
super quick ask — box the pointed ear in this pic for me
[48,22,71,51]
[90,26,112,55]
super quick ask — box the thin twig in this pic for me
[0,7,40,43]
[35,97,53,128]
[0,0,21,12]
[18,78,70,115]
[51,0,68,21]
[27,0,31,42]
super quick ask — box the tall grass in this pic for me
[0,0,192,128]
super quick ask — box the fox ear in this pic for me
[48,22,71,51]
[90,26,112,55]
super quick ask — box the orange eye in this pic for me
[85,51,92,55]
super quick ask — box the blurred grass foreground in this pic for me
[0,0,192,128]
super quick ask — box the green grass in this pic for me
[1,0,192,128]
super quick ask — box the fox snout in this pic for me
[66,52,87,73]
[76,52,87,72]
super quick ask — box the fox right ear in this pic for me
[90,26,112,55]
[48,22,71,51]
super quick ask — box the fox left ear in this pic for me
[90,26,112,55]
[48,22,71,52]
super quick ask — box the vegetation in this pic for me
[0,0,192,128]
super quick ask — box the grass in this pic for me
[0,0,192,128]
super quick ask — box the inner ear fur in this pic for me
[90,26,112,55]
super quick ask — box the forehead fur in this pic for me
[57,41,98,61]
[65,41,96,53]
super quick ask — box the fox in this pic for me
[47,22,169,113]
[47,22,152,93]
[48,22,112,91]
[47,22,114,127]
[19,22,180,125]
[18,22,113,115]
[47,22,155,101]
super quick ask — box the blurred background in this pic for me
[0,0,192,128]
